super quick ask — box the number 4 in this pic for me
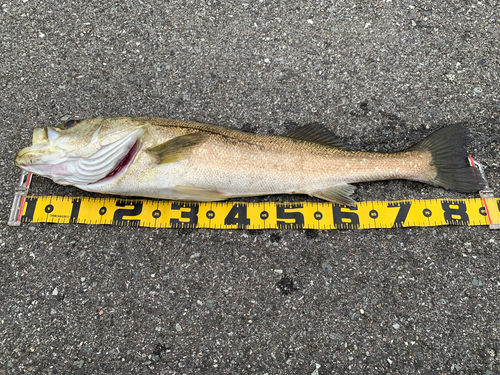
[224,204,250,229]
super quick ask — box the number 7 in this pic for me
[387,201,411,228]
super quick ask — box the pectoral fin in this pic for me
[311,184,356,206]
[150,132,208,164]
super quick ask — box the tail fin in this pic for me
[409,125,485,193]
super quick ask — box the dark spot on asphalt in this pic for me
[241,122,257,132]
[178,228,195,236]
[277,276,297,295]
[153,343,168,357]
[270,233,281,243]
[304,229,319,239]
[247,229,264,235]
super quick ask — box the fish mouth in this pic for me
[90,140,140,185]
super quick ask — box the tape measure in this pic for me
[12,195,500,229]
[8,171,500,229]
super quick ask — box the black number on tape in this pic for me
[277,204,304,229]
[332,205,360,229]
[112,201,143,226]
[388,201,411,228]
[70,198,81,224]
[224,204,250,228]
[21,197,38,223]
[441,200,469,225]
[170,203,199,228]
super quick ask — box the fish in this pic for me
[14,117,485,205]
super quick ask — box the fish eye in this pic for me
[64,119,78,128]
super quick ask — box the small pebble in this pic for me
[472,277,482,286]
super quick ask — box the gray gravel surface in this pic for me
[1,0,500,374]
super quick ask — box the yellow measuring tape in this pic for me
[12,195,500,229]
[8,171,500,229]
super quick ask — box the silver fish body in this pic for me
[14,117,484,204]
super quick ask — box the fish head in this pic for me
[15,117,146,187]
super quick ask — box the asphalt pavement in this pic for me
[1,1,499,374]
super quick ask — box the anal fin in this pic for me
[150,132,208,164]
[311,184,356,206]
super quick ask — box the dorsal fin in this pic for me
[285,123,344,148]
[149,132,208,164]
